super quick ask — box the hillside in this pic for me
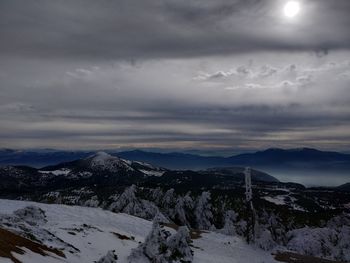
[0,199,278,263]
[336,183,350,192]
[0,152,279,195]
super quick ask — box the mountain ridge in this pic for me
[0,152,280,195]
[1,148,349,184]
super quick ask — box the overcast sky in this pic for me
[0,0,349,154]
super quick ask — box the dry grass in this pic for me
[0,227,65,263]
[274,251,343,263]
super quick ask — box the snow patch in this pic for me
[139,169,165,177]
[39,169,71,176]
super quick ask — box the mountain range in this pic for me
[1,147,350,169]
[0,152,280,196]
[1,147,350,185]
[117,148,350,171]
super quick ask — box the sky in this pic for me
[0,0,350,154]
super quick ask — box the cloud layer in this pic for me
[0,1,349,152]
[1,0,350,60]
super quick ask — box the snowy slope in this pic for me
[40,151,166,178]
[0,199,277,263]
[0,199,150,263]
[192,232,277,263]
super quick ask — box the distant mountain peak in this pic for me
[87,151,120,163]
[91,151,114,159]
[85,151,131,172]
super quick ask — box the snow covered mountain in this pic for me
[1,199,348,263]
[0,152,280,196]
[1,161,350,262]
[41,151,167,177]
[0,199,278,263]
[1,147,349,176]
[2,152,350,262]
[0,152,170,194]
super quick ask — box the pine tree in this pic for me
[128,215,170,263]
[128,215,193,263]
[194,191,213,230]
[161,189,176,213]
[220,210,237,235]
[174,196,187,225]
[109,185,160,220]
[167,226,193,262]
[150,187,164,206]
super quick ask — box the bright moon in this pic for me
[284,1,300,18]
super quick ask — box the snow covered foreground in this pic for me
[0,199,277,263]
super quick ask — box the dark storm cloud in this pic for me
[0,0,350,60]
